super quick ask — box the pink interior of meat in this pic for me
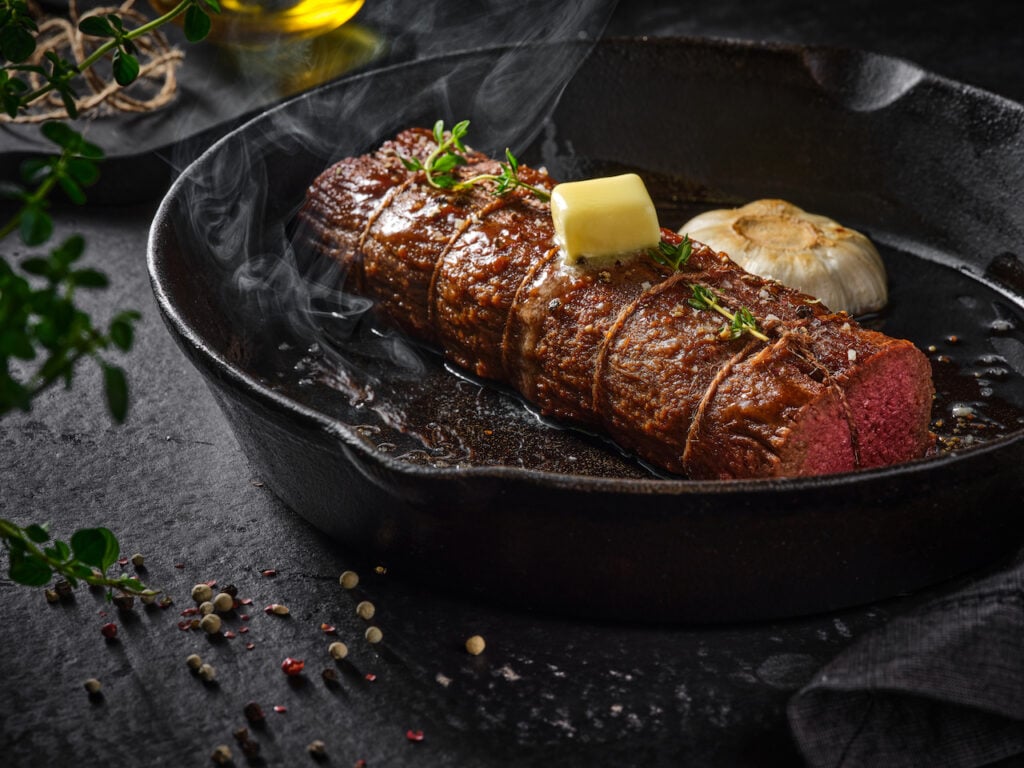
[843,345,935,468]
[780,394,857,476]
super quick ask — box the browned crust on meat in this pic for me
[294,128,936,479]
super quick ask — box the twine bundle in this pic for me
[2,0,184,123]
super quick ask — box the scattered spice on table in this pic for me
[328,641,349,660]
[100,622,117,640]
[213,592,234,612]
[265,603,290,616]
[83,678,102,695]
[339,570,359,589]
[308,739,328,760]
[261,569,277,577]
[406,729,425,742]
[210,744,232,765]
[186,653,203,671]
[465,635,486,656]
[200,614,222,635]
[356,601,375,620]
[243,702,265,723]
[281,657,305,676]
[191,584,213,603]
[365,626,383,644]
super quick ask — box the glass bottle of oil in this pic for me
[149,0,365,45]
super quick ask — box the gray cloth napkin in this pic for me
[788,560,1024,767]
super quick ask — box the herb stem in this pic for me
[454,172,551,201]
[0,518,153,595]
[0,159,62,241]
[16,0,194,108]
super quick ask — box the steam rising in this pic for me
[170,2,618,400]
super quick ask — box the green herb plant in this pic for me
[1,0,221,596]
[0,518,150,597]
[399,119,552,201]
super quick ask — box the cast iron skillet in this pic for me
[148,37,1024,623]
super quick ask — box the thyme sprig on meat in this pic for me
[400,119,551,201]
[688,284,769,342]
[648,234,692,270]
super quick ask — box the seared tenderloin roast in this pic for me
[294,128,935,479]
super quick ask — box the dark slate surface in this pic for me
[2,2,1023,766]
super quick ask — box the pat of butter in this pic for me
[551,173,660,265]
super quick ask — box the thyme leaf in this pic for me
[648,234,692,271]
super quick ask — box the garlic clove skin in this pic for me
[679,199,887,315]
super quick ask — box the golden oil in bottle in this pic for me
[150,0,365,45]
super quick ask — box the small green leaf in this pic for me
[70,527,120,572]
[41,121,78,149]
[20,257,51,277]
[52,235,86,266]
[183,6,212,42]
[66,157,100,186]
[0,329,35,360]
[101,363,128,422]
[202,0,222,13]
[44,539,71,561]
[111,50,140,86]
[24,523,49,543]
[57,175,86,205]
[77,16,116,38]
[70,268,109,288]
[0,25,36,63]
[109,318,134,352]
[59,89,79,120]
[8,550,52,586]
[20,206,53,246]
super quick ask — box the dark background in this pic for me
[2,1,1023,766]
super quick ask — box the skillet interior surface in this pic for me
[148,37,1024,622]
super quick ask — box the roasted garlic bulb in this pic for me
[679,199,887,315]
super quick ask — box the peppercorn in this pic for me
[83,678,102,695]
[140,589,159,605]
[265,603,290,616]
[213,592,235,613]
[355,601,375,620]
[200,614,222,635]
[364,626,383,644]
[210,744,232,765]
[186,653,203,671]
[243,702,265,723]
[222,584,238,598]
[130,553,145,567]
[44,588,59,604]
[112,594,134,611]
[100,622,117,639]
[322,668,339,685]
[328,641,349,660]
[281,657,305,676]
[308,740,327,760]
[199,601,215,616]
[192,584,213,604]
[198,663,216,682]
[339,570,359,589]
[54,579,73,599]
[465,635,486,656]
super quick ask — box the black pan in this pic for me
[148,37,1024,623]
